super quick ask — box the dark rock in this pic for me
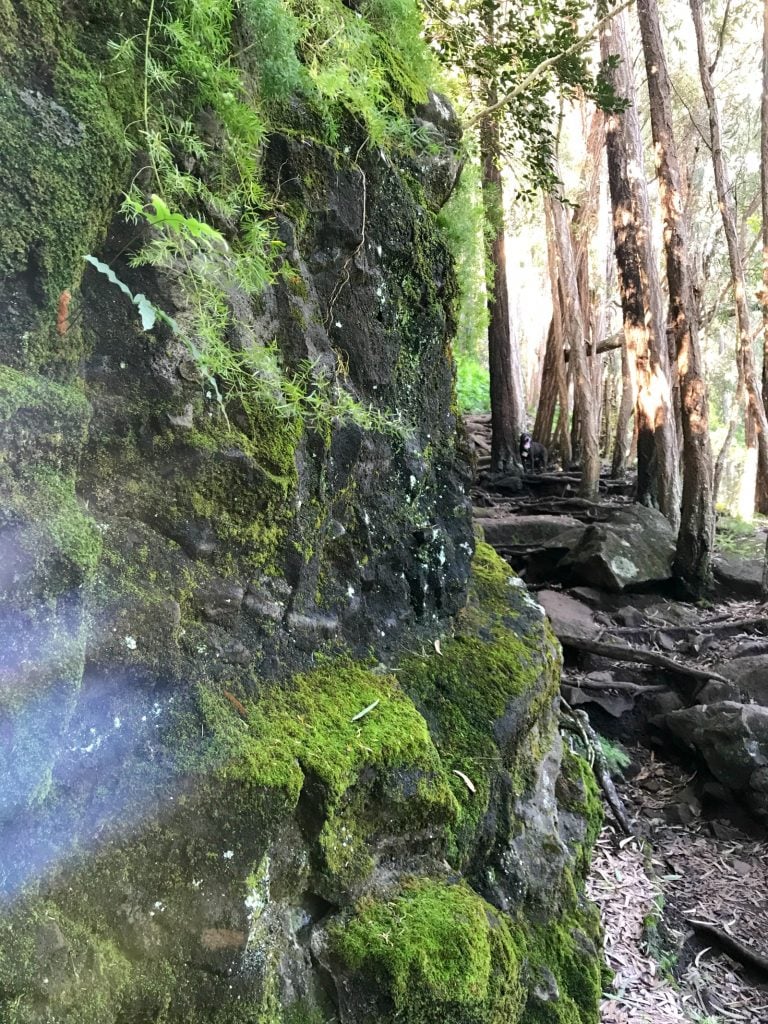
[477,469,523,494]
[480,514,584,549]
[285,612,339,638]
[196,580,244,627]
[615,606,645,628]
[713,554,764,599]
[717,654,768,706]
[663,701,768,821]
[176,520,219,559]
[560,504,676,592]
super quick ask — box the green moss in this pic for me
[399,544,561,864]
[0,902,134,1024]
[556,747,603,879]
[330,878,525,1024]
[224,663,449,799]
[185,660,457,890]
[0,4,142,370]
[0,364,90,425]
[0,465,102,591]
[515,907,603,1024]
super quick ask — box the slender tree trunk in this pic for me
[533,320,559,450]
[637,0,714,595]
[761,0,768,512]
[600,11,680,527]
[612,337,635,477]
[481,114,523,469]
[540,216,573,466]
[546,194,600,498]
[690,0,768,517]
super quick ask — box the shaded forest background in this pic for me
[445,0,766,522]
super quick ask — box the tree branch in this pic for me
[466,0,636,129]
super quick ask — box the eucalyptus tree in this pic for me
[690,0,768,518]
[636,0,715,595]
[599,10,680,525]
[424,0,624,480]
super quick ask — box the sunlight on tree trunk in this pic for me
[600,10,680,528]
[761,0,768,513]
[545,194,600,498]
[637,0,714,594]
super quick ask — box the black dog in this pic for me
[520,432,548,473]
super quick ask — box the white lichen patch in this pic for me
[508,575,546,616]
[610,556,639,579]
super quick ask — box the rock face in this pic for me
[0,5,602,1023]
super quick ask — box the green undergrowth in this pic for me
[715,513,766,559]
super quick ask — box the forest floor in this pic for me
[466,414,768,1024]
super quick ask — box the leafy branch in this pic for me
[466,0,636,128]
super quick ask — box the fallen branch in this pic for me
[560,698,633,834]
[686,919,768,978]
[558,635,730,685]
[565,677,666,695]
[608,613,768,642]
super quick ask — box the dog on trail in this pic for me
[520,432,548,473]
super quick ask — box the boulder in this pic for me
[480,514,585,550]
[560,505,676,592]
[663,701,768,822]
[716,654,768,706]
[713,554,764,599]
[537,589,597,640]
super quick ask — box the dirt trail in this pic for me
[592,753,768,1023]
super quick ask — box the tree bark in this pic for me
[600,11,680,527]
[541,217,573,466]
[533,320,560,451]
[545,194,601,498]
[612,333,635,477]
[690,0,768,517]
[637,0,715,595]
[481,112,524,470]
[761,0,768,512]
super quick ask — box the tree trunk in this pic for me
[761,0,768,512]
[690,0,768,518]
[546,194,600,498]
[637,0,714,595]
[533,320,559,451]
[481,114,523,469]
[600,11,680,527]
[540,215,573,466]
[612,336,634,477]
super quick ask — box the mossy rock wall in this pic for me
[0,3,602,1022]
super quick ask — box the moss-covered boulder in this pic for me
[1,2,603,1021]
